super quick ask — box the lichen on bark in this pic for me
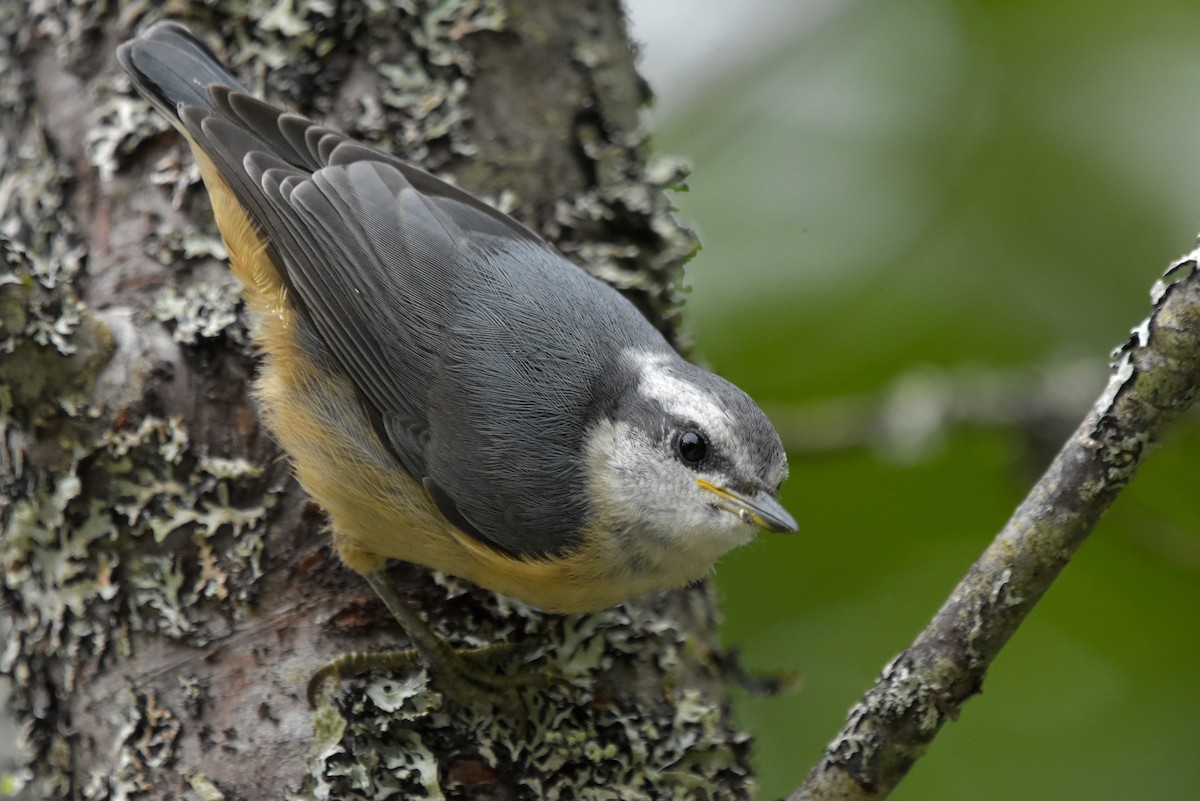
[1,1,751,799]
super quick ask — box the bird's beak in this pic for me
[696,478,798,533]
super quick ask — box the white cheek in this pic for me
[582,417,759,592]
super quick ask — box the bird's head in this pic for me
[583,350,796,584]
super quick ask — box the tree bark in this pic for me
[1,3,751,799]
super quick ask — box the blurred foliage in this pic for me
[651,0,1200,798]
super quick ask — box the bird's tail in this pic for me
[116,20,247,129]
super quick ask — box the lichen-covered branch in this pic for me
[790,250,1200,801]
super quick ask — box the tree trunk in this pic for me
[0,3,751,798]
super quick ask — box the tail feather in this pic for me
[117,20,247,127]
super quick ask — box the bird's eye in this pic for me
[677,430,708,464]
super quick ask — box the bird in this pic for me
[117,20,796,698]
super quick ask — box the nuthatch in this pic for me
[118,21,796,692]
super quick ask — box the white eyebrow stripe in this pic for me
[628,349,737,448]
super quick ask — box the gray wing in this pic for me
[175,89,552,471]
[174,88,668,555]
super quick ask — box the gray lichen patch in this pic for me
[98,416,274,639]
[21,0,110,68]
[0,127,86,298]
[184,770,228,801]
[153,277,246,346]
[1,412,278,797]
[550,137,698,342]
[150,150,206,212]
[358,0,507,163]
[2,0,749,796]
[82,687,182,801]
[1,111,113,433]
[296,593,752,800]
[0,262,114,430]
[86,79,171,184]
[3,414,275,661]
[374,56,474,157]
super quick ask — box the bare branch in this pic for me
[791,248,1200,801]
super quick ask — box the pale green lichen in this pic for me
[150,150,206,211]
[86,86,168,184]
[293,597,751,800]
[0,129,87,349]
[24,0,109,66]
[82,687,181,801]
[550,128,699,341]
[3,415,275,666]
[409,0,506,61]
[2,334,276,792]
[184,770,228,801]
[153,224,228,266]
[2,410,280,795]
[0,260,112,428]
[0,114,114,436]
[153,278,246,345]
[360,0,504,163]
[375,59,474,156]
[2,0,742,796]
[3,2,285,798]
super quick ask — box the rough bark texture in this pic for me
[1,3,751,799]
[791,251,1200,800]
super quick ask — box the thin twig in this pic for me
[790,248,1200,801]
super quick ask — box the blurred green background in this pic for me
[628,0,1200,798]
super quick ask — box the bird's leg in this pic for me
[307,569,549,709]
